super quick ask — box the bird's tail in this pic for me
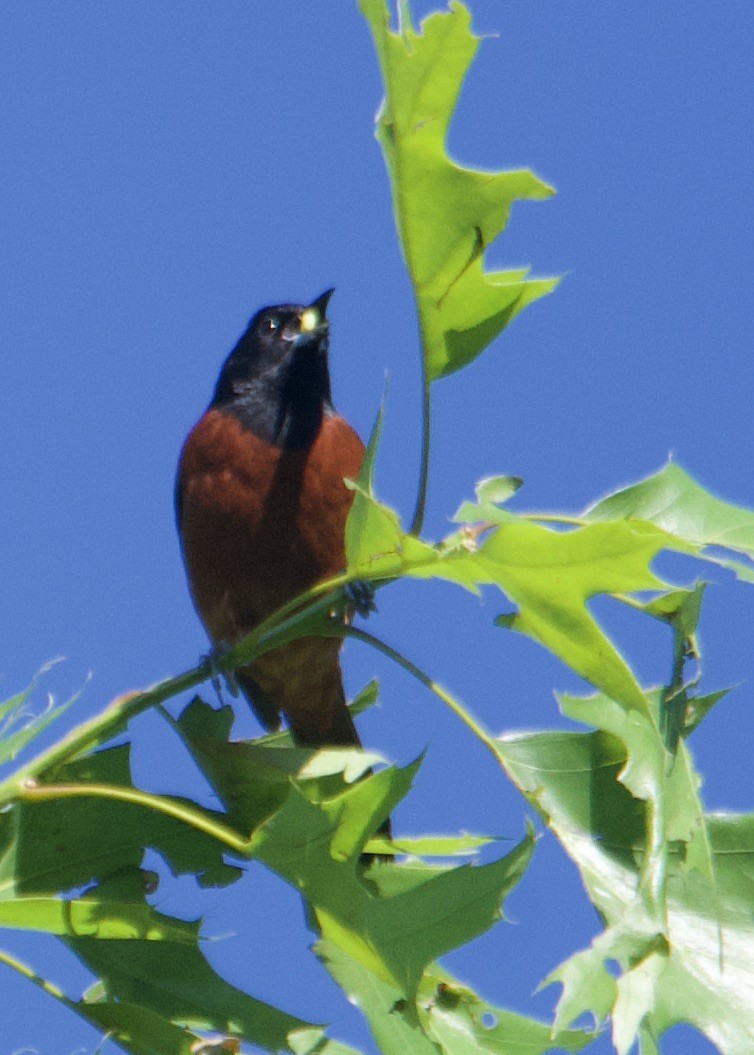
[239,647,392,860]
[287,673,392,858]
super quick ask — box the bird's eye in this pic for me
[264,315,279,333]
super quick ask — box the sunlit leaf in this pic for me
[360,0,557,382]
[350,490,681,728]
[0,895,198,942]
[365,833,500,858]
[347,491,683,910]
[452,475,523,525]
[585,461,754,581]
[496,726,754,1053]
[319,945,591,1055]
[346,482,439,582]
[418,966,592,1054]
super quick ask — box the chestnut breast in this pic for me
[177,407,364,643]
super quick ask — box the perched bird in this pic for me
[175,290,367,749]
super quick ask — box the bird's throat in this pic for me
[215,352,332,451]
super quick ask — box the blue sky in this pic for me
[2,3,752,1053]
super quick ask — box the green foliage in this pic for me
[318,949,592,1055]
[585,460,754,581]
[359,0,556,384]
[2,2,753,1054]
[497,716,754,1055]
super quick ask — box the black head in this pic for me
[211,289,335,450]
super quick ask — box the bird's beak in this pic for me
[298,288,334,338]
[310,287,335,318]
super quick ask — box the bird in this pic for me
[175,289,369,751]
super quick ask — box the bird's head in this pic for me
[211,289,336,447]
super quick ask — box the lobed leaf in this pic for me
[176,701,534,998]
[0,744,240,897]
[71,934,352,1055]
[319,944,591,1055]
[496,725,754,1053]
[360,0,557,382]
[585,461,754,581]
[0,723,363,1054]
[234,766,534,997]
[0,895,198,942]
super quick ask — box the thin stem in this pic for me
[612,592,650,613]
[409,363,431,536]
[0,947,75,1008]
[231,570,352,665]
[0,572,357,805]
[0,944,198,1050]
[19,781,254,857]
[344,625,503,767]
[522,512,587,527]
[1,673,207,805]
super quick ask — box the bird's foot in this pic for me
[201,641,240,705]
[345,579,377,619]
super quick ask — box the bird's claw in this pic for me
[346,579,377,619]
[201,642,240,704]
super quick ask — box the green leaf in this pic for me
[345,481,441,582]
[496,727,754,1053]
[176,704,534,998]
[73,1000,198,1055]
[345,400,391,573]
[174,697,381,835]
[319,946,591,1055]
[411,516,677,721]
[477,520,670,717]
[585,461,754,580]
[681,687,729,736]
[360,0,557,382]
[365,833,500,858]
[417,966,592,1054]
[0,741,353,1055]
[452,475,523,525]
[348,678,381,718]
[259,790,534,996]
[249,763,533,995]
[0,895,198,942]
[71,935,340,1055]
[0,744,240,896]
[350,495,682,728]
[317,941,439,1055]
[346,494,683,910]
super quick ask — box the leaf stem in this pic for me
[1,674,206,805]
[344,626,502,766]
[18,781,254,857]
[0,946,75,1008]
[409,362,431,536]
[522,513,587,527]
[0,572,356,805]
[229,570,353,666]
